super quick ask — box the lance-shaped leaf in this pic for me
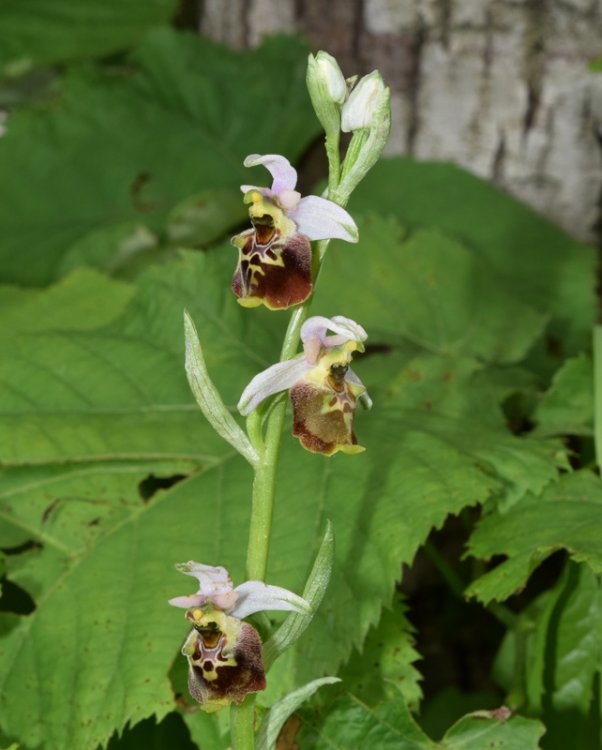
[263,521,334,670]
[184,311,258,467]
[256,677,341,750]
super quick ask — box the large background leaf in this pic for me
[347,159,596,364]
[0,0,176,75]
[0,231,568,748]
[0,29,319,285]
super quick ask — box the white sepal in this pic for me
[237,356,311,416]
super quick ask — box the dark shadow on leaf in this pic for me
[138,474,187,502]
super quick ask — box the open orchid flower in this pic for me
[169,560,311,618]
[231,154,358,310]
[170,561,311,712]
[238,315,372,456]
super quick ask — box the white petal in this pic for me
[347,368,373,409]
[237,356,311,416]
[288,195,358,242]
[301,315,367,347]
[243,154,298,194]
[168,594,205,608]
[229,581,312,619]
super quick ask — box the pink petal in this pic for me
[168,594,205,609]
[243,154,298,195]
[211,590,240,610]
[301,316,367,348]
[288,196,358,242]
[175,561,232,594]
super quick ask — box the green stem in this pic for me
[230,698,256,750]
[236,151,347,749]
[244,247,330,582]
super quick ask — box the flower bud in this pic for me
[314,51,347,104]
[306,52,347,138]
[341,71,387,132]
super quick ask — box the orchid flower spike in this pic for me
[170,561,311,712]
[238,315,372,456]
[231,154,358,310]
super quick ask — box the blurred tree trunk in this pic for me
[200,0,602,242]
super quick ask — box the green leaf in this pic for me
[527,562,601,714]
[264,521,334,669]
[0,236,566,749]
[346,159,596,361]
[105,713,197,750]
[0,0,176,75]
[184,310,258,467]
[300,692,544,749]
[256,677,340,750]
[493,563,601,749]
[167,190,248,248]
[0,30,319,285]
[533,353,593,437]
[440,710,544,749]
[0,250,276,467]
[467,471,602,603]
[339,597,423,710]
[302,692,436,749]
[182,710,229,750]
[320,218,547,364]
[0,267,133,336]
[419,688,502,741]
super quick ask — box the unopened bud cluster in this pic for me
[306,52,391,200]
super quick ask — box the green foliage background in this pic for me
[0,5,600,750]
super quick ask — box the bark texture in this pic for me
[201,0,602,242]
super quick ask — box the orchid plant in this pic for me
[171,52,390,748]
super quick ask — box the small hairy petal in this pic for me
[289,195,358,242]
[243,154,298,194]
[237,357,311,416]
[230,581,312,619]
